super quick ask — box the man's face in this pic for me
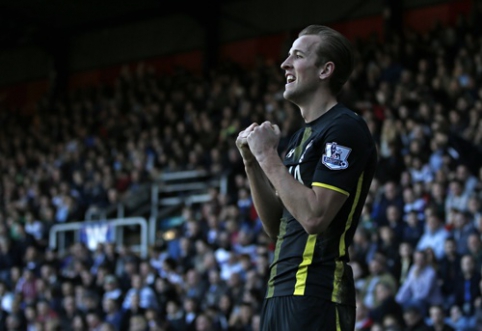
[281,35,323,103]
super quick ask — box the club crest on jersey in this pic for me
[322,142,351,170]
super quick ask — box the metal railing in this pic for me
[49,217,148,258]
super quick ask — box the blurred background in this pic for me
[1,0,482,330]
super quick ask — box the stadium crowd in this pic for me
[2,6,482,331]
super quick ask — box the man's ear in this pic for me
[319,61,335,80]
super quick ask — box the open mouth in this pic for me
[286,74,296,84]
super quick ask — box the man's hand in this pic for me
[236,123,259,165]
[246,121,281,164]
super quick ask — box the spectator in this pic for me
[360,252,398,309]
[438,237,461,309]
[417,210,450,260]
[445,180,470,218]
[392,241,414,286]
[102,298,123,331]
[122,274,158,310]
[368,281,404,327]
[451,210,478,255]
[427,304,454,331]
[454,254,481,317]
[396,250,443,315]
[372,181,404,227]
[402,305,430,331]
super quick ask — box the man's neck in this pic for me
[298,92,338,123]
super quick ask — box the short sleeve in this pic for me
[312,115,374,196]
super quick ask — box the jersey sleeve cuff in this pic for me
[312,182,350,196]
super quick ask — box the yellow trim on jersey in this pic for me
[336,306,341,331]
[331,172,364,303]
[312,182,350,196]
[267,218,287,298]
[293,234,317,295]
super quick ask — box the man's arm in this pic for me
[244,161,283,238]
[248,122,347,235]
[236,123,283,239]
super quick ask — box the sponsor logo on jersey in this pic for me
[322,142,351,170]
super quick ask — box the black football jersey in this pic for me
[265,103,377,306]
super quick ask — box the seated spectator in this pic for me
[403,210,424,248]
[122,274,158,310]
[372,181,404,227]
[451,210,478,255]
[454,254,481,317]
[467,232,482,272]
[120,293,145,331]
[445,305,476,331]
[402,305,430,331]
[438,237,461,309]
[417,210,450,260]
[102,298,123,331]
[368,281,404,326]
[402,186,427,221]
[385,205,406,240]
[392,241,414,286]
[445,180,470,219]
[166,299,185,331]
[396,250,443,315]
[360,252,398,309]
[202,268,228,310]
[427,304,454,331]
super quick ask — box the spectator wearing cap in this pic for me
[396,250,443,315]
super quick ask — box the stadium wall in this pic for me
[0,0,474,112]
